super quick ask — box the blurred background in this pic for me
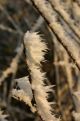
[0,0,80,121]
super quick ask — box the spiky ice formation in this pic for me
[24,31,47,65]
[24,31,60,121]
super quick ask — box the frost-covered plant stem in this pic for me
[49,0,80,39]
[24,31,60,121]
[31,0,80,71]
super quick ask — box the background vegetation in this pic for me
[0,0,80,121]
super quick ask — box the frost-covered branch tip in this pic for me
[24,31,60,121]
[24,31,47,65]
